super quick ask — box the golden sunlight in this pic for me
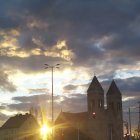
[31,48,42,55]
[40,124,52,139]
[56,40,66,49]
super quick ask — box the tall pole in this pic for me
[52,67,54,123]
[128,107,132,137]
[44,64,60,140]
[51,67,54,140]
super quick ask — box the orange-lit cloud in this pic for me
[0,37,75,61]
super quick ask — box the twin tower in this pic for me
[87,76,123,140]
[55,76,124,140]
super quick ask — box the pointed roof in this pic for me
[55,112,90,139]
[107,80,121,96]
[55,112,88,124]
[87,76,104,93]
[0,113,38,129]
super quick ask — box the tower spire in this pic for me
[107,80,121,95]
[87,76,103,93]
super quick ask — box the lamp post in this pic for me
[44,63,60,139]
[128,107,132,138]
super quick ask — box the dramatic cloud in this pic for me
[0,0,140,73]
[114,77,140,93]
[0,0,140,130]
[0,70,16,92]
[101,77,140,96]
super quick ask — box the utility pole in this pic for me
[128,107,132,137]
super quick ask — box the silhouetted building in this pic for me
[0,113,40,140]
[55,76,123,140]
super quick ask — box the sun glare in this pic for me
[40,124,52,139]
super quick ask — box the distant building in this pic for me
[0,113,40,140]
[55,76,123,140]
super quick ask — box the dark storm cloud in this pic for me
[107,57,136,66]
[0,0,140,71]
[0,0,140,129]
[0,16,20,29]
[39,0,140,63]
[0,71,16,92]
[104,31,140,59]
[101,77,140,94]
[114,77,140,99]
[0,1,40,30]
[0,55,65,73]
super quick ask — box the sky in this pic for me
[0,0,140,132]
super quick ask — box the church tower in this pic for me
[106,80,123,140]
[87,76,104,116]
[55,76,124,140]
[87,76,107,140]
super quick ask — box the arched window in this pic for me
[98,99,103,108]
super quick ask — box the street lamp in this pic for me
[44,64,60,139]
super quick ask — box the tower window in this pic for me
[98,99,103,108]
